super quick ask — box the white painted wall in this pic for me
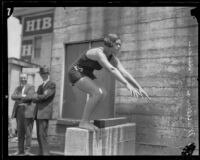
[8,64,21,118]
[8,16,22,58]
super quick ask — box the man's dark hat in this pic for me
[39,66,50,74]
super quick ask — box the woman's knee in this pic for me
[91,88,104,99]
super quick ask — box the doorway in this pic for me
[62,40,115,120]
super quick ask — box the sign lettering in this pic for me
[23,13,53,36]
[22,45,32,56]
[21,40,33,62]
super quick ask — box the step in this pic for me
[50,151,64,156]
[64,122,136,155]
[93,117,128,128]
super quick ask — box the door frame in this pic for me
[60,38,115,119]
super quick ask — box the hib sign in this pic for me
[21,40,33,62]
[23,13,54,36]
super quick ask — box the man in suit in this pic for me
[11,73,35,156]
[32,66,56,155]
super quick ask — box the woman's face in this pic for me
[112,39,121,54]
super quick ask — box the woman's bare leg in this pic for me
[74,77,103,131]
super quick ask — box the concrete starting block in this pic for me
[64,122,136,155]
[93,117,128,128]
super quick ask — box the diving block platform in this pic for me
[64,118,136,155]
[93,117,128,128]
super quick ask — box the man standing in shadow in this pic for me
[32,66,56,155]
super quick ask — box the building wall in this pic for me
[49,7,198,155]
[8,64,21,118]
[8,63,21,134]
[113,7,198,155]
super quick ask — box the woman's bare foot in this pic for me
[90,123,99,131]
[79,121,98,131]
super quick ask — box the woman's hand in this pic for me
[126,83,141,98]
[138,87,151,101]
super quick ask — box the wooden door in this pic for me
[62,43,88,119]
[62,41,115,120]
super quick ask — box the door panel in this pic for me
[62,41,115,120]
[62,43,88,119]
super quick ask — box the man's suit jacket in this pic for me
[34,80,56,119]
[11,84,36,119]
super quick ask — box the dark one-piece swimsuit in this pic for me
[68,48,113,86]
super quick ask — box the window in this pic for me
[34,36,42,58]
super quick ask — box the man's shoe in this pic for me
[17,153,25,156]
[10,137,18,142]
[24,152,35,156]
[10,152,25,156]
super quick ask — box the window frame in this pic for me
[34,36,42,59]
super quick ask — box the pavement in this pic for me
[8,137,64,156]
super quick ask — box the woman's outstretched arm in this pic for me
[88,49,141,98]
[113,56,150,100]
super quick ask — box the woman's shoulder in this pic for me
[88,47,103,53]
[86,47,104,58]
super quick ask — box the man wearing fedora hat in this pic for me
[32,66,56,155]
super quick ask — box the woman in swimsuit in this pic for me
[68,33,150,131]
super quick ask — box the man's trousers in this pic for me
[36,119,49,155]
[16,106,34,154]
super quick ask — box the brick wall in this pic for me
[50,7,198,155]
